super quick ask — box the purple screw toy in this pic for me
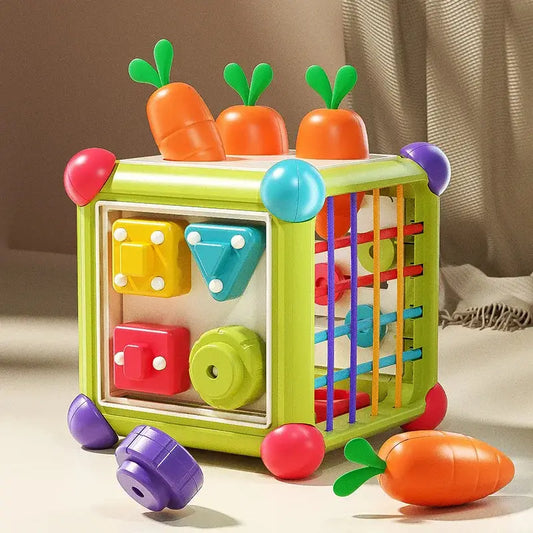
[115,425,204,511]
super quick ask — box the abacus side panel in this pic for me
[314,178,439,449]
[270,217,316,427]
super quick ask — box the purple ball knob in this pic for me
[400,142,451,196]
[115,425,203,511]
[67,394,118,449]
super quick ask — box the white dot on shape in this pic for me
[187,231,201,245]
[231,235,246,249]
[151,277,165,291]
[114,351,125,365]
[209,279,224,293]
[114,273,127,287]
[150,230,165,245]
[113,228,127,242]
[153,356,167,371]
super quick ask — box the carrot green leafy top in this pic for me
[129,39,174,89]
[306,65,358,110]
[223,63,273,106]
[333,438,386,497]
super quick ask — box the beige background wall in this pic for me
[0,0,345,254]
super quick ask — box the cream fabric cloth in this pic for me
[440,264,532,330]
[342,0,533,329]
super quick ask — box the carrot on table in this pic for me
[129,39,225,162]
[333,431,515,507]
[297,65,368,238]
[216,63,288,155]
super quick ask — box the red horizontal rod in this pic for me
[315,264,423,298]
[315,222,424,254]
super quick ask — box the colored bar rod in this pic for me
[326,196,335,432]
[349,192,358,423]
[315,264,423,298]
[314,348,423,389]
[315,223,424,254]
[395,184,405,408]
[371,189,380,416]
[314,306,423,344]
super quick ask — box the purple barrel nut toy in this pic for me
[400,142,451,196]
[115,425,204,511]
[67,393,119,449]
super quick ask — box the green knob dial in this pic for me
[189,326,265,410]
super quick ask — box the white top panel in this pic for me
[120,151,397,172]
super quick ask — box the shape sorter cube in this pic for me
[112,218,191,297]
[65,143,450,465]
[113,322,191,396]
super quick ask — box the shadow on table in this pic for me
[0,251,78,370]
[188,428,398,484]
[354,495,533,523]
[145,505,240,528]
[188,448,269,476]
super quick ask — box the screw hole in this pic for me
[207,365,219,379]
[132,486,144,498]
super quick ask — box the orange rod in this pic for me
[395,185,405,408]
[372,189,380,416]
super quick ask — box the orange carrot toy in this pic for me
[334,431,515,507]
[129,39,225,161]
[216,63,288,155]
[296,65,368,160]
[297,65,368,239]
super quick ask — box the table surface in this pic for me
[1,250,532,533]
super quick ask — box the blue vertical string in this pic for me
[326,196,335,432]
[349,193,358,423]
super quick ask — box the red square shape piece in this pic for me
[113,322,190,396]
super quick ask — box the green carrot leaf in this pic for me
[330,65,357,110]
[305,65,333,109]
[333,467,384,497]
[248,63,273,106]
[224,63,250,105]
[128,58,161,88]
[153,39,173,86]
[344,438,387,470]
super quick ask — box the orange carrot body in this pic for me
[378,431,515,507]
[147,82,226,162]
[216,105,288,155]
[296,108,369,160]
[315,191,364,239]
